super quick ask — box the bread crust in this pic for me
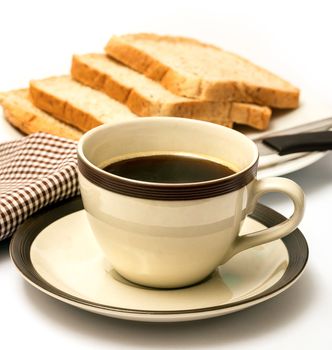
[230,103,271,130]
[105,34,299,108]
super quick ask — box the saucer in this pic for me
[10,197,308,322]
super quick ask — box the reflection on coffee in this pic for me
[103,154,235,183]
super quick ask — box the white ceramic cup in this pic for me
[78,117,305,289]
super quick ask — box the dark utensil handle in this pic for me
[263,131,332,155]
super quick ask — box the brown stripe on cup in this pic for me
[77,154,258,201]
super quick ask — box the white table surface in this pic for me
[1,1,332,349]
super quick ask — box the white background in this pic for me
[0,0,332,349]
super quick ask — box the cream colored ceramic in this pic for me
[29,210,293,322]
[78,117,305,288]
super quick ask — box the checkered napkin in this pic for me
[0,133,80,241]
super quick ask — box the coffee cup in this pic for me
[78,117,304,289]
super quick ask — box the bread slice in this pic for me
[71,53,270,129]
[72,54,232,126]
[105,34,299,109]
[230,103,271,130]
[29,76,137,132]
[0,89,82,140]
[29,75,235,130]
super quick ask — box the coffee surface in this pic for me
[103,154,235,183]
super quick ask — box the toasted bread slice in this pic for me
[105,34,299,108]
[0,89,82,140]
[72,54,270,129]
[29,76,136,132]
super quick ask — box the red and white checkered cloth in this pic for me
[0,133,79,241]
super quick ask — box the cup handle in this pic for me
[229,177,305,259]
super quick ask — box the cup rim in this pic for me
[77,118,259,200]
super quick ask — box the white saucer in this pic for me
[258,152,326,178]
[10,198,308,322]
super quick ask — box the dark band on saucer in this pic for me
[77,154,258,200]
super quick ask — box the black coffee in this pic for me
[103,154,235,183]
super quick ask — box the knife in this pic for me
[254,116,332,168]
